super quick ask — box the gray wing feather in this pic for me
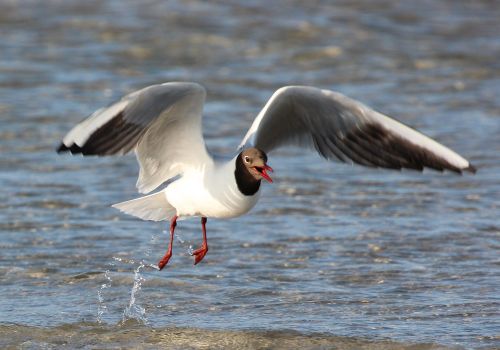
[240,86,475,173]
[58,82,212,193]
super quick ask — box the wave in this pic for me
[0,321,466,350]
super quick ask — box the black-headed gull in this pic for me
[58,82,475,270]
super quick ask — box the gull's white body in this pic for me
[163,157,260,219]
[111,155,261,221]
[58,82,475,224]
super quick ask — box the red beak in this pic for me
[258,164,273,183]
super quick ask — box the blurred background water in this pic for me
[0,0,498,349]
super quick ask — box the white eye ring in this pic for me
[244,156,250,163]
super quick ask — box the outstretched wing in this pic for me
[239,86,475,173]
[58,82,212,193]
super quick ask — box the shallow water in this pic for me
[0,0,499,349]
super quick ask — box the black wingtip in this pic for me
[56,142,85,155]
[464,164,477,174]
[56,143,69,153]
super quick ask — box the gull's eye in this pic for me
[244,156,250,163]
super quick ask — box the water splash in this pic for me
[120,234,161,325]
[96,269,112,324]
[98,233,175,325]
[122,261,148,324]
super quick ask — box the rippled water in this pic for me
[1,0,499,349]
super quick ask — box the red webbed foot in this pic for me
[192,245,208,265]
[192,217,209,265]
[157,253,171,270]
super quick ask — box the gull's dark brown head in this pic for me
[235,148,273,196]
[241,148,273,183]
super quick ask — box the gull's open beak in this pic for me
[255,164,273,183]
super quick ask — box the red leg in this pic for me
[157,215,178,270]
[192,217,208,265]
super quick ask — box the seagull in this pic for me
[58,82,476,270]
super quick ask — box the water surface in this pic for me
[0,1,498,349]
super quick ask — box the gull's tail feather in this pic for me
[112,191,175,222]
